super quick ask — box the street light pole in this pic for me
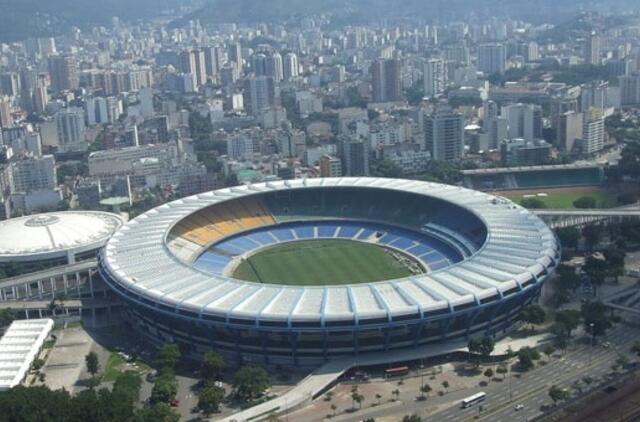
[589,322,595,366]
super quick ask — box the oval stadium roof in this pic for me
[102,178,559,323]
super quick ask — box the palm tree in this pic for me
[375,393,382,405]
[420,384,432,399]
[331,404,337,416]
[441,380,449,393]
[351,391,364,410]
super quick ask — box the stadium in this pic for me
[99,178,560,366]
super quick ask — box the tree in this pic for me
[156,344,181,371]
[483,368,494,384]
[370,159,402,178]
[351,391,364,409]
[197,384,225,415]
[468,337,494,365]
[614,354,629,372]
[519,304,546,332]
[582,225,602,251]
[631,341,640,357]
[555,265,581,293]
[134,402,180,422]
[543,344,555,360]
[402,415,421,422]
[467,338,481,365]
[548,385,569,405]
[584,255,608,286]
[517,347,540,371]
[233,366,270,401]
[85,352,99,377]
[581,301,612,338]
[604,247,626,282]
[555,227,580,250]
[331,403,337,415]
[554,310,581,338]
[520,198,547,209]
[392,389,400,401]
[420,384,431,399]
[441,380,449,393]
[573,196,597,209]
[375,393,382,405]
[150,369,178,404]
[0,309,14,327]
[496,365,508,380]
[478,337,495,361]
[201,351,225,381]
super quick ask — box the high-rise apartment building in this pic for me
[246,76,276,115]
[557,111,583,152]
[478,43,507,74]
[283,53,299,80]
[424,106,465,161]
[424,58,446,98]
[371,58,401,103]
[582,108,605,155]
[0,97,11,128]
[47,54,79,93]
[319,155,342,177]
[10,155,56,192]
[339,137,370,176]
[55,108,86,152]
[266,52,284,82]
[584,32,601,66]
[501,103,543,142]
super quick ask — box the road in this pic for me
[330,323,640,422]
[428,324,639,422]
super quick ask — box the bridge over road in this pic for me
[533,208,640,228]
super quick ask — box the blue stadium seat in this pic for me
[357,228,376,239]
[293,224,315,239]
[271,228,295,241]
[247,232,277,246]
[317,224,339,237]
[337,224,361,238]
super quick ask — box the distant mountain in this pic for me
[178,0,638,27]
[0,0,187,42]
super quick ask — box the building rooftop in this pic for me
[0,211,124,261]
[0,319,53,391]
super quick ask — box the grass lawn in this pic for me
[101,352,152,382]
[232,239,414,285]
[101,353,126,382]
[507,190,619,209]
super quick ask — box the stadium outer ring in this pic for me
[99,177,560,366]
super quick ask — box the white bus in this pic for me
[461,392,486,408]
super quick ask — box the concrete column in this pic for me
[38,280,43,299]
[88,271,95,299]
[75,272,81,297]
[50,278,55,296]
[63,274,69,295]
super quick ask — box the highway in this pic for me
[427,323,640,422]
[329,323,640,422]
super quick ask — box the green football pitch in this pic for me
[232,239,416,285]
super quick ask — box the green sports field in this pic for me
[232,239,416,285]
[507,190,619,209]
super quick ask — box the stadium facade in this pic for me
[99,178,560,366]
